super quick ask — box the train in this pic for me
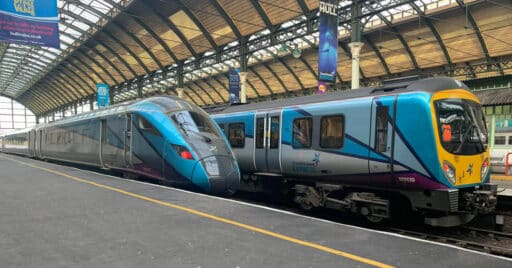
[212,77,498,226]
[0,96,240,195]
[490,127,512,175]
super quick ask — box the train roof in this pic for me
[35,96,185,128]
[211,77,471,115]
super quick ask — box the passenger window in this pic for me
[228,123,245,148]
[495,136,506,145]
[138,116,162,137]
[375,106,389,152]
[320,115,344,149]
[293,118,312,148]
[508,136,512,145]
[270,116,280,149]
[256,118,264,149]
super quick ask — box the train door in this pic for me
[36,129,43,157]
[28,129,36,156]
[124,113,133,168]
[254,110,282,173]
[99,119,107,168]
[370,97,397,178]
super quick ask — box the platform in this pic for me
[1,153,511,268]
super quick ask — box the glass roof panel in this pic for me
[0,0,134,100]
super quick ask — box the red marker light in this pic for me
[180,150,194,160]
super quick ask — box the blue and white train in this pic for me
[0,96,240,195]
[212,77,497,226]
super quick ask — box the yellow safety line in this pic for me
[0,154,394,268]
[491,175,512,181]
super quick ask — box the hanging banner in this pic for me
[96,83,110,108]
[0,0,60,49]
[228,68,240,104]
[318,0,339,83]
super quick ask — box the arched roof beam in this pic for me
[278,58,305,91]
[93,39,138,77]
[39,78,68,106]
[61,60,96,95]
[142,2,196,59]
[202,79,228,102]
[76,50,118,84]
[63,59,100,93]
[71,54,108,84]
[111,21,164,70]
[52,67,88,98]
[455,0,502,75]
[297,0,310,15]
[101,30,151,74]
[248,66,273,96]
[176,0,218,51]
[363,36,391,75]
[82,43,129,82]
[61,8,154,74]
[371,11,420,71]
[59,20,139,77]
[42,76,76,103]
[190,80,218,104]
[250,0,274,31]
[209,0,242,39]
[409,2,453,67]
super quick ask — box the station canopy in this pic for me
[0,0,511,116]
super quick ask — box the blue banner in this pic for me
[228,68,240,104]
[318,0,339,83]
[96,83,110,108]
[0,0,60,48]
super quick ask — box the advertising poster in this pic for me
[96,83,110,108]
[0,0,60,48]
[318,0,339,83]
[228,68,240,104]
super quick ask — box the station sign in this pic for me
[318,0,339,83]
[96,83,110,108]
[0,0,60,49]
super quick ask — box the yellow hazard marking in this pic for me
[0,154,394,268]
[492,175,512,181]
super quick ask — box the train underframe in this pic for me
[240,173,498,227]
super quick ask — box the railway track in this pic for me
[387,227,512,258]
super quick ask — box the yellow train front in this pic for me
[426,85,497,225]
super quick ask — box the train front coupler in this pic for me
[461,183,498,215]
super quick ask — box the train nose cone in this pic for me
[194,155,240,195]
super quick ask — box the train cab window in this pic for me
[495,136,506,145]
[138,116,162,137]
[228,123,245,148]
[293,118,312,148]
[375,106,389,152]
[320,115,344,149]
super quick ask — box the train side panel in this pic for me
[2,132,30,156]
[214,112,255,172]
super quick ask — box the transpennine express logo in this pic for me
[14,0,35,17]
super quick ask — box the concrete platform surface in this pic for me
[1,153,511,268]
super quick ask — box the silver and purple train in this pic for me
[0,96,240,195]
[212,77,498,226]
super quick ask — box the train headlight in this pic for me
[443,160,456,185]
[481,159,489,181]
